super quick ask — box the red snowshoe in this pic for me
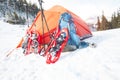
[22,30,41,55]
[44,28,69,64]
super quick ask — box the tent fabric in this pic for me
[17,5,92,48]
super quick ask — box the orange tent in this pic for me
[17,5,92,48]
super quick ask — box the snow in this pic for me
[0,20,120,80]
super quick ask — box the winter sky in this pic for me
[27,0,120,20]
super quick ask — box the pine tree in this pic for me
[1,0,39,24]
[111,12,118,28]
[117,8,120,27]
[0,0,5,3]
[97,16,101,31]
[99,12,109,30]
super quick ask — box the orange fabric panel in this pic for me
[68,11,92,37]
[48,5,68,13]
[30,11,60,34]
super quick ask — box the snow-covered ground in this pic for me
[0,20,120,80]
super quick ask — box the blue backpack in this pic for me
[59,12,81,48]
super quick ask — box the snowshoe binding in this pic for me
[45,28,69,64]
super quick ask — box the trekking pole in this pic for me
[6,48,16,57]
[6,37,24,57]
[38,0,45,51]
[38,0,55,39]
